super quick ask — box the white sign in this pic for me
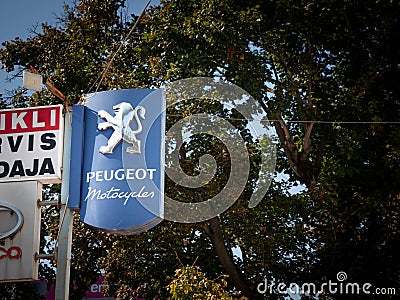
[0,181,42,282]
[22,70,43,92]
[0,105,64,183]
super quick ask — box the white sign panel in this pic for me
[0,105,64,183]
[0,181,42,282]
[22,70,43,92]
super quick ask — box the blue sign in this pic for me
[69,89,165,234]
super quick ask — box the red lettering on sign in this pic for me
[0,246,22,259]
[0,106,61,134]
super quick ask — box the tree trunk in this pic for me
[204,217,253,297]
[274,115,318,188]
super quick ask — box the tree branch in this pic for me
[273,114,301,178]
[301,122,314,160]
[314,124,329,177]
[204,217,253,297]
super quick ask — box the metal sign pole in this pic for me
[55,108,74,300]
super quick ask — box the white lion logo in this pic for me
[97,102,146,154]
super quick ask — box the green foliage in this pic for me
[0,282,44,300]
[168,266,231,300]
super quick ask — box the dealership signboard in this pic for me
[0,181,42,282]
[69,89,165,234]
[0,105,64,183]
[0,104,63,282]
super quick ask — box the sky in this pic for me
[0,0,157,97]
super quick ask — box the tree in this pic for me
[1,0,400,299]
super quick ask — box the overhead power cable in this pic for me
[166,113,400,125]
